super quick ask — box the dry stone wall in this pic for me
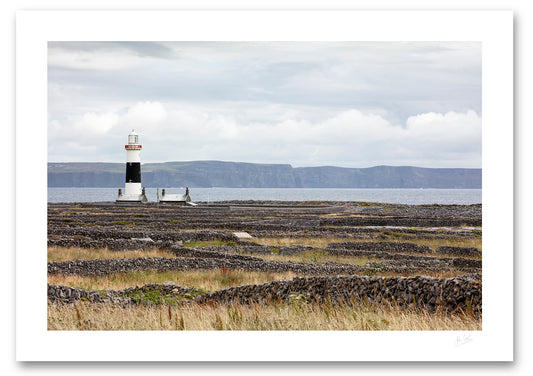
[48,274,481,316]
[48,202,481,243]
[48,241,481,278]
[192,274,481,315]
[320,216,481,227]
[48,284,129,305]
[364,260,480,275]
[47,203,482,317]
[169,246,267,262]
[436,246,482,258]
[47,256,367,277]
[327,241,433,254]
[204,243,327,256]
[247,227,480,240]
[182,244,274,256]
[47,237,175,250]
[48,282,196,305]
[48,229,237,249]
[325,248,482,268]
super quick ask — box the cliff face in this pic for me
[48,161,481,188]
[143,161,297,188]
[293,165,481,188]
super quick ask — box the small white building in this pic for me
[159,187,197,206]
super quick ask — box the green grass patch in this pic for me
[184,240,237,248]
[300,249,331,263]
[124,286,206,306]
[114,220,135,225]
[168,220,184,225]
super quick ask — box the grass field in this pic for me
[47,299,481,331]
[47,246,176,262]
[48,267,298,292]
[47,244,480,330]
[251,236,482,252]
[47,202,482,331]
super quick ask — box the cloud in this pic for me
[73,112,119,134]
[48,48,140,71]
[404,110,482,153]
[48,42,177,71]
[122,101,168,129]
[47,42,481,167]
[48,42,481,122]
[48,100,481,168]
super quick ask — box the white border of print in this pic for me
[16,10,513,361]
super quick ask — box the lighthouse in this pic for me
[116,130,148,203]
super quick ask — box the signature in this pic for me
[454,334,473,347]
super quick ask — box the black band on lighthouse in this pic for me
[126,162,141,183]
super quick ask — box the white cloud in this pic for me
[404,110,482,151]
[48,101,481,168]
[406,110,480,135]
[73,112,119,134]
[47,42,481,167]
[122,101,167,129]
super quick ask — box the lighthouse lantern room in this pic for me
[116,130,148,203]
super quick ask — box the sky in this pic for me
[48,41,481,168]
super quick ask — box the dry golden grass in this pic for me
[256,248,375,265]
[252,236,342,248]
[47,235,481,331]
[255,248,480,267]
[321,213,376,218]
[47,300,481,331]
[48,268,298,292]
[47,244,471,294]
[48,246,176,262]
[404,237,482,252]
[47,265,468,295]
[251,236,482,252]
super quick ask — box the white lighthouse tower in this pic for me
[116,130,148,203]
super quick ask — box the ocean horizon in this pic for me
[48,187,482,205]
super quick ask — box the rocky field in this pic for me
[47,201,482,330]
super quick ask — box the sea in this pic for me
[48,187,482,205]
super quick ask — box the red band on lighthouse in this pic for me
[125,144,142,150]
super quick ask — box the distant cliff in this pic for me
[293,165,481,188]
[48,161,481,189]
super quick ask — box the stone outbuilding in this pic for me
[159,187,197,206]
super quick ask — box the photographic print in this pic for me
[17,10,513,361]
[46,40,482,331]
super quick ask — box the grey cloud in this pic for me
[48,41,177,59]
[48,42,481,167]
